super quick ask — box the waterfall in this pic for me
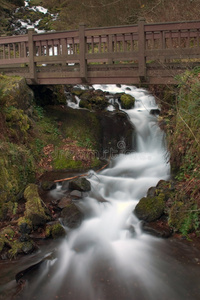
[14,85,195,300]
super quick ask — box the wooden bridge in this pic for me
[0,19,200,85]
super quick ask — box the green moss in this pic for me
[18,216,32,229]
[52,149,83,170]
[8,240,23,258]
[0,226,15,240]
[135,193,165,222]
[0,142,36,220]
[0,238,5,252]
[120,94,135,109]
[0,226,15,253]
[45,223,66,239]
[24,184,51,226]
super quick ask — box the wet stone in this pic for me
[58,196,72,209]
[69,177,91,192]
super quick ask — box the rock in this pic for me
[24,184,51,227]
[98,110,135,156]
[142,219,173,238]
[40,180,56,191]
[61,203,83,228]
[58,196,71,209]
[19,234,30,242]
[21,241,35,254]
[69,177,91,192]
[79,90,109,110]
[134,193,165,222]
[70,190,82,197]
[16,251,57,283]
[45,221,66,239]
[146,186,157,198]
[120,93,135,109]
[18,220,32,234]
[150,109,160,115]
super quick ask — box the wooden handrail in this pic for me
[0,19,200,85]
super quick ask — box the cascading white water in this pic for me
[16,85,196,300]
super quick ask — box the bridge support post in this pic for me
[79,23,87,83]
[28,28,37,83]
[138,18,146,82]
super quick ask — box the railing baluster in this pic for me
[187,30,190,48]
[178,30,181,47]
[197,29,200,47]
[98,35,101,53]
[130,33,133,52]
[72,38,75,54]
[79,23,87,82]
[138,18,146,80]
[3,45,5,59]
[13,43,16,58]
[122,34,125,52]
[8,44,11,59]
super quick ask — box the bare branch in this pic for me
[82,0,123,8]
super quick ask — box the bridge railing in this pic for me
[0,19,200,83]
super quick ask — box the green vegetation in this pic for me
[163,68,200,237]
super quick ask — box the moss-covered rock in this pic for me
[79,95,108,111]
[77,89,109,111]
[45,222,66,239]
[24,184,51,227]
[0,75,34,111]
[134,193,165,222]
[120,93,135,109]
[69,177,91,192]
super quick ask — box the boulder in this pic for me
[45,221,66,239]
[69,177,91,192]
[120,93,135,109]
[134,193,165,222]
[61,202,83,228]
[142,219,173,238]
[58,196,71,209]
[40,180,56,191]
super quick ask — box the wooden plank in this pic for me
[34,54,79,63]
[145,47,200,58]
[0,57,29,65]
[0,35,28,44]
[86,51,138,61]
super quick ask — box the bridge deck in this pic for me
[0,20,200,85]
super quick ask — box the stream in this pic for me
[0,85,200,300]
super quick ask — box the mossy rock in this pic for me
[134,193,165,222]
[8,240,35,258]
[79,92,108,111]
[45,222,66,239]
[71,88,84,97]
[120,93,135,109]
[61,203,83,228]
[0,75,34,111]
[40,180,56,191]
[18,217,32,234]
[69,177,91,192]
[24,184,51,227]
